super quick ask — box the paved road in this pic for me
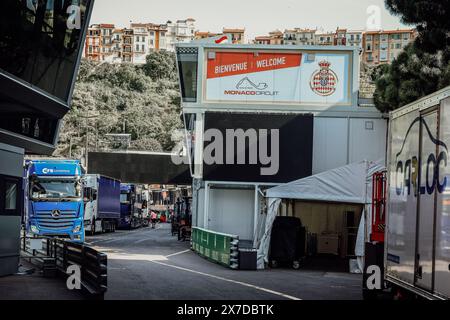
[86,223,362,300]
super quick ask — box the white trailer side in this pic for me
[386,86,450,299]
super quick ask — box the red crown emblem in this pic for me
[318,60,331,68]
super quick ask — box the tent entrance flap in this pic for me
[258,160,385,270]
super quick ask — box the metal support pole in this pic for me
[253,185,259,248]
[85,117,89,171]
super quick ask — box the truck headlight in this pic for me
[73,225,81,233]
[30,225,39,234]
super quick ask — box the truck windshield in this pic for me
[30,178,82,201]
[120,193,130,203]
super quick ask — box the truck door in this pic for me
[415,109,439,291]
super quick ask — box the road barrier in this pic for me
[191,227,239,269]
[21,235,107,299]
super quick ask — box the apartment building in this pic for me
[252,27,415,66]
[334,28,347,45]
[85,25,101,61]
[223,28,245,44]
[345,30,363,51]
[148,23,169,51]
[122,28,134,63]
[84,18,195,64]
[111,28,123,63]
[194,31,220,40]
[84,24,115,62]
[254,30,284,45]
[131,23,150,64]
[166,18,196,51]
[334,28,363,50]
[314,32,334,45]
[268,30,284,45]
[284,28,316,45]
[362,29,416,65]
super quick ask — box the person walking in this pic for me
[151,211,157,229]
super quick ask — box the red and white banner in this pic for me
[207,52,301,79]
[204,51,350,104]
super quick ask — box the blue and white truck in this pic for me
[84,174,121,235]
[24,160,85,242]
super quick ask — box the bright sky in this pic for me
[90,0,410,40]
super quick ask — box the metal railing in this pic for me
[21,235,107,299]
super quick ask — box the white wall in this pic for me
[195,187,205,228]
[349,118,386,163]
[313,117,348,174]
[208,188,255,241]
[313,117,386,174]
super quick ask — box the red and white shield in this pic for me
[310,60,338,96]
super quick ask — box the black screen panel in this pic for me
[203,112,313,183]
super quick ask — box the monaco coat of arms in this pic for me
[310,60,338,96]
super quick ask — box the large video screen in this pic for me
[203,112,313,183]
[0,0,93,103]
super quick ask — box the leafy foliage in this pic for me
[54,51,183,158]
[385,0,450,53]
[373,43,450,112]
[373,0,450,112]
[142,50,178,81]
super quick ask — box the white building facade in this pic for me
[166,18,196,52]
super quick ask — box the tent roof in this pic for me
[266,160,384,204]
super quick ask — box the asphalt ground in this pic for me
[0,223,362,300]
[86,223,363,300]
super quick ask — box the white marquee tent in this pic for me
[256,160,385,269]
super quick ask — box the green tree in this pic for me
[54,57,182,157]
[373,43,450,112]
[385,0,449,53]
[372,0,450,112]
[142,50,177,81]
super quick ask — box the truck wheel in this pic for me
[293,261,301,269]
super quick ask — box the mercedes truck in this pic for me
[24,160,85,242]
[84,174,121,235]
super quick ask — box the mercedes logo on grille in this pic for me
[51,209,61,219]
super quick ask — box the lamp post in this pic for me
[78,112,100,172]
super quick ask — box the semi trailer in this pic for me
[84,174,121,235]
[119,183,143,229]
[364,86,450,300]
[24,160,85,242]
[140,186,151,227]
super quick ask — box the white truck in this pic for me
[140,186,151,227]
[384,86,450,299]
